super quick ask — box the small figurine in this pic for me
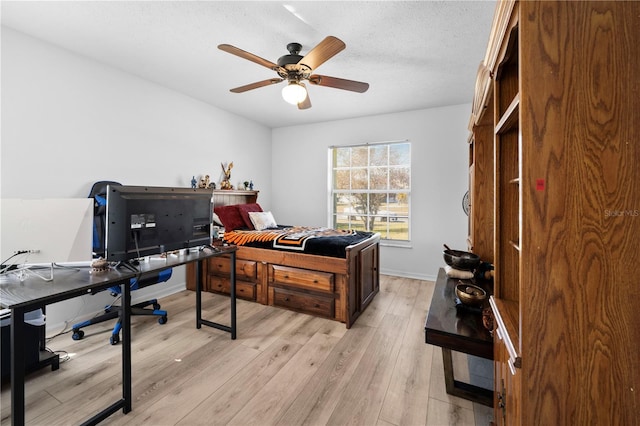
[198,174,210,189]
[220,162,234,190]
[249,180,254,190]
[243,181,250,190]
[191,176,197,189]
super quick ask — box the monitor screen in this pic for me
[0,198,94,267]
[105,185,213,263]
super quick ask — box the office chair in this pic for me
[71,181,171,345]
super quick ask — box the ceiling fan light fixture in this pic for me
[220,36,368,109]
[282,81,307,105]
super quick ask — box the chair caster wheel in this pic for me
[110,334,120,345]
[72,330,84,340]
[153,303,161,311]
[158,316,168,325]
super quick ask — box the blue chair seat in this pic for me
[71,269,172,345]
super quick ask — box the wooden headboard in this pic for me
[212,190,258,208]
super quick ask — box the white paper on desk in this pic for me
[24,309,45,326]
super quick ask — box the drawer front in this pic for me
[208,276,256,301]
[209,257,257,281]
[273,287,334,318]
[271,265,334,293]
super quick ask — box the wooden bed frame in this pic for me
[185,190,380,328]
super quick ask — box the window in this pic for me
[330,141,410,241]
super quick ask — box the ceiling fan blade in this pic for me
[230,78,284,93]
[218,44,280,71]
[298,84,312,109]
[308,75,369,93]
[298,36,345,71]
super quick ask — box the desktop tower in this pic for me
[0,310,52,381]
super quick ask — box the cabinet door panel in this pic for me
[358,243,378,308]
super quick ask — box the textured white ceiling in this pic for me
[1,1,496,128]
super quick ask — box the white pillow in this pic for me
[211,212,224,226]
[248,211,278,231]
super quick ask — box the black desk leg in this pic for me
[195,254,236,339]
[11,306,27,426]
[230,251,236,340]
[196,259,202,329]
[79,282,131,426]
[122,279,132,413]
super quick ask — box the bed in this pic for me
[185,190,380,328]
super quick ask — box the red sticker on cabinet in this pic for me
[536,179,545,191]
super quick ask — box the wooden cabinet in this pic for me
[269,265,337,319]
[468,29,496,264]
[357,242,378,309]
[186,236,380,328]
[490,297,520,426]
[493,325,520,426]
[473,1,640,424]
[206,255,260,302]
[468,86,494,263]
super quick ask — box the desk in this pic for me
[424,268,493,406]
[0,245,236,425]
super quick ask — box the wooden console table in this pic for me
[424,268,493,406]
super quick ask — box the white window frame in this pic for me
[328,140,411,244]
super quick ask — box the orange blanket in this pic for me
[223,227,356,247]
[223,229,284,246]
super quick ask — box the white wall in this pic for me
[2,26,473,333]
[271,106,471,280]
[1,28,273,333]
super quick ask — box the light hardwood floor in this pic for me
[1,275,494,425]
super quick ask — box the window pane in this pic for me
[369,167,388,190]
[334,194,348,215]
[369,145,388,166]
[368,193,387,216]
[334,214,350,230]
[373,217,405,240]
[371,218,389,239]
[390,167,410,189]
[351,146,368,167]
[335,148,350,167]
[389,193,410,216]
[389,143,410,165]
[334,169,350,190]
[350,221,367,232]
[351,168,368,190]
[348,193,369,217]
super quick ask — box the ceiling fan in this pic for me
[218,36,369,109]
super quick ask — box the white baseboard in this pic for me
[380,268,437,281]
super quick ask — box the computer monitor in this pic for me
[104,185,212,263]
[0,198,94,267]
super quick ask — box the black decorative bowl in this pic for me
[443,249,481,271]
